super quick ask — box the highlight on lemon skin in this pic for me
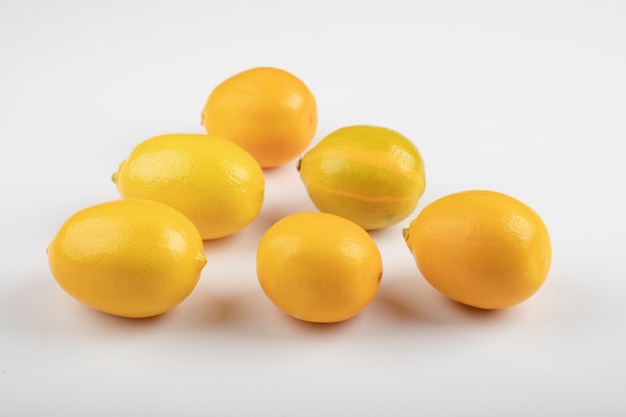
[47,199,207,318]
[256,211,383,323]
[298,125,425,230]
[403,190,552,310]
[201,66,318,168]
[112,133,265,240]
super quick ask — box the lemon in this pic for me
[47,199,207,318]
[298,125,425,230]
[113,133,265,240]
[403,190,552,309]
[201,67,318,168]
[256,212,383,323]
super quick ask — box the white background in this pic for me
[1,0,625,415]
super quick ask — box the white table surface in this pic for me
[2,1,625,415]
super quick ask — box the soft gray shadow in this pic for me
[175,283,359,340]
[202,231,242,251]
[367,225,401,241]
[369,274,514,327]
[3,274,173,341]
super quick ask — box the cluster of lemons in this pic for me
[47,67,552,323]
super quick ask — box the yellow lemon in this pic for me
[256,212,383,323]
[298,125,425,230]
[201,67,318,168]
[47,199,206,318]
[113,133,265,240]
[403,190,552,309]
